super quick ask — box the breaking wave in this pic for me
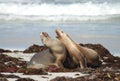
[0,1,120,22]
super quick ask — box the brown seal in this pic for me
[27,32,67,69]
[56,29,101,68]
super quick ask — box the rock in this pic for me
[50,76,73,81]
[23,44,48,53]
[0,78,8,81]
[0,43,120,81]
[0,48,12,53]
[0,54,18,62]
[18,68,47,75]
[16,78,35,81]
[0,74,20,78]
[0,54,27,73]
[13,50,22,52]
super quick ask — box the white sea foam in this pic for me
[0,2,120,22]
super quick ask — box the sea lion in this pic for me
[40,32,67,68]
[55,29,101,68]
[27,49,55,69]
[27,32,67,69]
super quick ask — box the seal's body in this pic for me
[27,49,55,69]
[56,29,101,68]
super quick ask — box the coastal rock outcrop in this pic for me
[0,43,120,81]
[23,44,48,53]
[0,48,12,53]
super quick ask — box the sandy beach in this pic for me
[0,44,120,81]
[1,50,87,81]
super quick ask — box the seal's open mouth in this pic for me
[41,32,48,37]
[55,29,61,38]
[40,32,49,42]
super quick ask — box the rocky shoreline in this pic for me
[0,43,120,81]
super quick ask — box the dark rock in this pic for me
[0,48,12,53]
[0,54,27,73]
[50,76,73,81]
[0,54,19,62]
[0,74,20,78]
[18,68,47,75]
[50,69,120,81]
[0,78,8,81]
[13,50,22,52]
[23,44,48,53]
[46,66,74,72]
[16,78,35,81]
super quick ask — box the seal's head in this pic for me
[40,32,51,46]
[55,29,69,41]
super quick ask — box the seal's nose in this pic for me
[40,32,44,36]
[55,29,59,35]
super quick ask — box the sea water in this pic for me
[0,0,120,56]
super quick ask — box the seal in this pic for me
[56,29,101,68]
[40,32,67,68]
[27,49,56,69]
[27,32,67,69]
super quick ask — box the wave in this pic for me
[0,2,120,22]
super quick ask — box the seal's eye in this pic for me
[61,31,63,33]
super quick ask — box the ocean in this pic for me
[0,0,120,56]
